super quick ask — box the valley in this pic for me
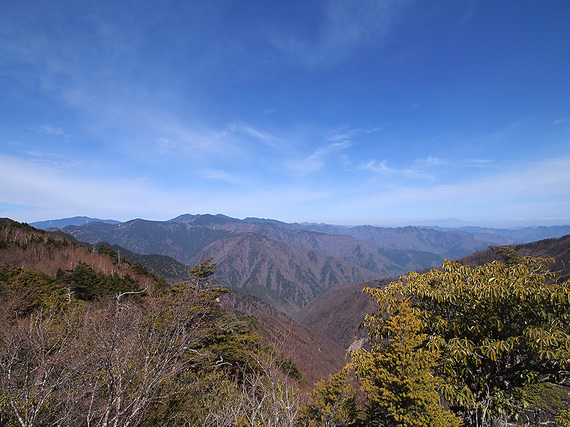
[3,215,570,425]
[21,214,570,385]
[35,214,570,318]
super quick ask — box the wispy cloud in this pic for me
[231,123,277,147]
[156,137,171,154]
[201,170,232,181]
[144,118,281,162]
[290,141,351,175]
[33,125,67,136]
[269,0,409,67]
[324,124,384,143]
[414,155,446,166]
[359,159,429,179]
[359,155,496,182]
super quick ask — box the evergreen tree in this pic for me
[367,253,570,426]
[351,298,460,427]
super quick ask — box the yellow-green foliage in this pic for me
[374,253,570,425]
[303,252,570,426]
[299,365,360,426]
[351,298,460,427]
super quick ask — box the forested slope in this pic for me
[0,219,305,425]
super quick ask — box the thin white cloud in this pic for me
[360,155,495,181]
[233,123,277,147]
[143,117,241,159]
[33,125,67,136]
[144,117,280,162]
[270,0,409,67]
[157,137,171,154]
[414,155,445,166]
[290,141,351,175]
[201,170,232,181]
[324,125,383,142]
[359,159,419,177]
[349,156,570,223]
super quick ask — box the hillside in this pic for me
[0,219,166,294]
[94,243,193,284]
[0,219,359,387]
[298,233,570,354]
[246,310,348,387]
[56,216,449,314]
[1,219,119,277]
[457,233,570,281]
[296,280,381,349]
[187,231,379,316]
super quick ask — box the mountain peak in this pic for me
[31,216,120,229]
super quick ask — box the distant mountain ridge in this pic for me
[34,214,570,246]
[32,214,570,316]
[428,225,570,245]
[5,217,570,387]
[298,232,570,353]
[31,216,120,229]
[58,219,384,315]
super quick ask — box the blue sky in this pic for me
[1,1,569,227]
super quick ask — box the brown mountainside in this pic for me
[297,224,512,258]
[246,310,348,387]
[296,280,383,349]
[0,219,160,292]
[298,233,570,354]
[177,217,444,276]
[1,219,117,277]
[59,217,446,315]
[189,232,379,316]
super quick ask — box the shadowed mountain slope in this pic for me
[57,216,449,315]
[298,234,570,352]
[188,232,379,316]
[295,224,512,259]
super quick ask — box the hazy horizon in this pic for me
[2,1,569,226]
[23,212,570,230]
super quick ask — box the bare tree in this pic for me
[0,306,75,427]
[203,343,301,426]
[0,282,226,426]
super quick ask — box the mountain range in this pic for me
[296,232,570,358]
[7,215,570,385]
[33,214,570,316]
